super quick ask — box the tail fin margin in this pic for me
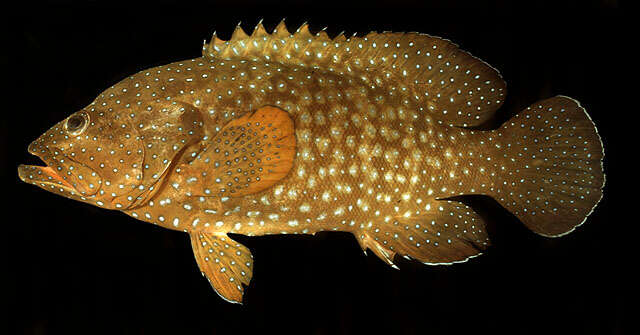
[491,96,605,237]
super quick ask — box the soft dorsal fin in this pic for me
[181,105,296,198]
[190,232,254,304]
[203,22,506,127]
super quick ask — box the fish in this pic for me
[18,20,605,304]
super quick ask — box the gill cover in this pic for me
[125,100,204,208]
[20,91,205,210]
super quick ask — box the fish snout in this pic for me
[27,140,40,155]
[20,139,102,198]
[18,162,77,196]
[17,164,34,183]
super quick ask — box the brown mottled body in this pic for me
[19,22,604,304]
[121,57,486,235]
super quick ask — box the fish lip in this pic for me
[18,163,78,193]
[18,148,79,194]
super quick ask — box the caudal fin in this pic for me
[491,96,605,237]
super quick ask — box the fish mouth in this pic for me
[18,148,79,195]
[18,158,79,195]
[18,164,77,192]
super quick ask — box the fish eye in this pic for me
[65,112,88,134]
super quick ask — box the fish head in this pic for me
[18,106,145,209]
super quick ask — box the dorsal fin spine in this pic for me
[273,18,289,38]
[295,21,307,34]
[253,20,268,37]
[296,23,312,39]
[232,23,248,41]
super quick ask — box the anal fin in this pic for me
[359,233,399,269]
[190,232,253,304]
[357,200,490,266]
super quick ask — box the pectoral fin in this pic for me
[190,232,254,304]
[183,105,296,198]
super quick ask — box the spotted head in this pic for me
[18,68,206,210]
[18,106,146,209]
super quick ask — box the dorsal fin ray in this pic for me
[203,22,506,127]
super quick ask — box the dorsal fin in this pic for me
[273,19,289,38]
[203,22,506,127]
[231,22,249,41]
[253,19,268,37]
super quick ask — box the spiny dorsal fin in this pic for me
[253,19,268,37]
[273,19,289,38]
[231,22,249,41]
[203,21,507,127]
[295,22,311,38]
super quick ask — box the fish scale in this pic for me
[18,21,604,304]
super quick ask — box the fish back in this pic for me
[203,21,506,127]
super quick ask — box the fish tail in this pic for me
[488,96,605,237]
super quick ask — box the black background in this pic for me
[3,1,629,334]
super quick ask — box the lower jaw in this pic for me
[18,164,76,190]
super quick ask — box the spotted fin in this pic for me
[486,96,605,237]
[204,21,506,127]
[183,106,296,198]
[357,200,490,266]
[190,232,254,304]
